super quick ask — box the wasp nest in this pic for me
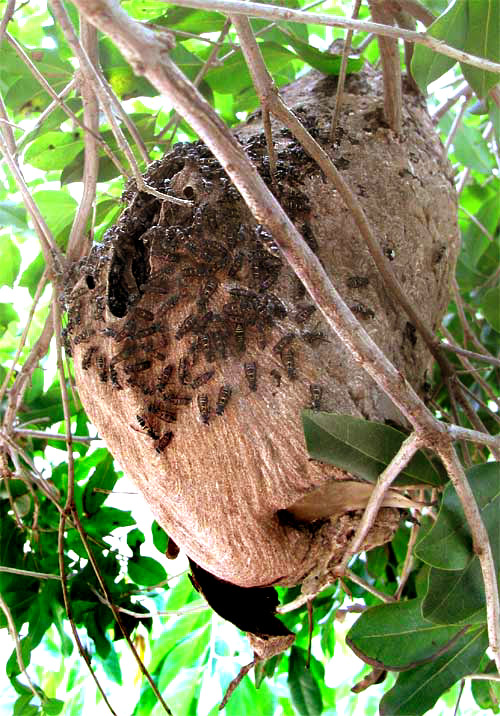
[65,67,458,647]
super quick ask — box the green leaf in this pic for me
[41,698,64,715]
[0,236,21,287]
[471,660,500,711]
[101,645,122,685]
[461,192,500,267]
[481,286,500,332]
[302,411,446,486]
[460,0,500,98]
[346,599,470,670]
[128,555,167,586]
[0,201,28,231]
[416,462,500,571]
[205,42,296,95]
[0,303,19,337]
[379,626,488,716]
[151,520,168,554]
[24,131,84,171]
[161,6,226,33]
[19,254,46,298]
[411,0,468,92]
[280,32,362,75]
[82,453,117,515]
[421,463,500,624]
[99,38,157,99]
[452,122,495,174]
[32,190,77,246]
[287,647,323,716]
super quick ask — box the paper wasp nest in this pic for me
[65,68,458,643]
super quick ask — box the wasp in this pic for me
[110,366,122,390]
[294,305,316,324]
[124,360,152,374]
[266,294,287,320]
[234,323,246,353]
[272,333,294,356]
[351,303,375,320]
[198,279,219,306]
[175,313,198,340]
[101,326,118,339]
[73,329,95,345]
[178,356,190,385]
[302,327,329,345]
[96,355,108,383]
[197,394,210,424]
[244,362,257,392]
[227,252,244,278]
[200,334,214,362]
[155,431,174,454]
[310,384,322,411]
[148,404,177,423]
[81,346,96,371]
[136,414,159,440]
[347,276,369,289]
[191,369,215,390]
[284,349,296,381]
[156,364,174,392]
[215,385,232,416]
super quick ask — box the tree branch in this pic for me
[161,0,500,75]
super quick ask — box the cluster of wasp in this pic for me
[66,136,372,456]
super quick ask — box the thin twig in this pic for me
[53,297,117,714]
[443,93,471,153]
[344,569,396,603]
[446,424,500,452]
[394,516,420,599]
[12,429,96,443]
[0,566,62,580]
[334,432,422,575]
[0,592,39,698]
[440,341,500,368]
[431,82,472,122]
[329,0,362,141]
[458,382,500,427]
[0,269,48,408]
[0,128,64,269]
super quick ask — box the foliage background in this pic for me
[0,0,498,714]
